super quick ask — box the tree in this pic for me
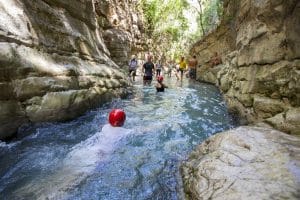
[189,0,205,36]
[191,0,223,37]
[138,0,189,59]
[138,0,223,59]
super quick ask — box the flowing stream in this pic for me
[0,77,236,199]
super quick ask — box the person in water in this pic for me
[166,60,173,77]
[155,60,162,77]
[188,55,198,79]
[179,56,187,81]
[156,76,168,92]
[128,55,138,81]
[143,55,155,85]
[15,109,130,199]
[108,109,126,127]
[175,63,180,80]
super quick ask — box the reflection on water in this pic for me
[0,77,236,199]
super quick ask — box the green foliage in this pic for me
[138,0,189,59]
[138,0,223,59]
[216,0,224,17]
[195,0,223,36]
[203,0,223,32]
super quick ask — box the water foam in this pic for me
[15,124,131,199]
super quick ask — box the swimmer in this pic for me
[15,109,131,199]
[156,76,168,92]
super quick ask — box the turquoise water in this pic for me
[0,77,236,199]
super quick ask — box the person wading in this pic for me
[179,56,187,81]
[128,55,138,81]
[142,55,155,85]
[188,55,198,80]
[155,60,162,77]
[155,75,168,92]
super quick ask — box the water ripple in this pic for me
[0,78,236,199]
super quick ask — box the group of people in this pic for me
[128,55,200,92]
[140,55,167,92]
[178,55,198,80]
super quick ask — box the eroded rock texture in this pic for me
[190,0,300,135]
[0,0,143,139]
[181,126,300,200]
[95,0,147,66]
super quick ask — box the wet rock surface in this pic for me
[185,2,300,197]
[181,126,300,200]
[190,0,300,134]
[95,0,147,66]
[0,0,137,139]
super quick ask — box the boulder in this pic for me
[181,126,300,200]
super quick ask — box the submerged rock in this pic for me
[181,126,300,200]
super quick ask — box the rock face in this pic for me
[190,0,300,135]
[181,126,300,200]
[0,0,140,139]
[95,0,147,66]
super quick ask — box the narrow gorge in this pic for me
[182,0,300,199]
[190,0,300,134]
[0,0,299,199]
[0,0,147,139]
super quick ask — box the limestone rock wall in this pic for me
[181,126,300,200]
[0,0,133,139]
[95,0,148,66]
[190,0,300,135]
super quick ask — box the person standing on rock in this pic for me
[179,56,187,81]
[128,55,138,81]
[209,52,222,67]
[188,55,198,80]
[143,55,155,85]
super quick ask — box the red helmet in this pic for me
[157,76,164,82]
[108,109,126,127]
